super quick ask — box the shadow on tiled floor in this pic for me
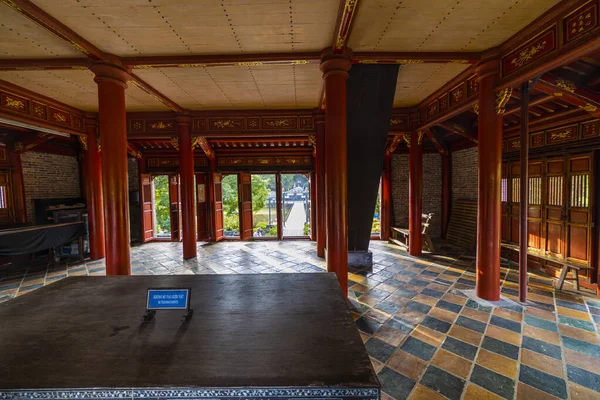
[0,240,599,399]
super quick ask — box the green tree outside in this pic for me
[153,175,171,235]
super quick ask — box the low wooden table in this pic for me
[0,274,379,400]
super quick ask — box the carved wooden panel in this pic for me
[530,132,544,148]
[389,114,410,131]
[218,156,312,167]
[547,124,578,145]
[449,84,465,106]
[507,137,521,151]
[209,118,244,130]
[146,120,176,132]
[262,117,298,130]
[502,26,557,76]
[1,93,29,114]
[49,108,71,126]
[147,157,209,169]
[564,2,598,43]
[582,121,599,138]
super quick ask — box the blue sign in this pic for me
[147,289,190,310]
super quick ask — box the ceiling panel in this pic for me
[0,70,171,112]
[393,63,470,107]
[349,0,561,52]
[30,0,339,56]
[0,3,85,58]
[134,63,322,110]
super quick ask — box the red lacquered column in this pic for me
[320,48,351,297]
[90,62,131,275]
[475,58,503,301]
[381,154,392,241]
[409,130,423,256]
[84,118,105,260]
[315,113,326,257]
[178,116,197,259]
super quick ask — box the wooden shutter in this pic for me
[501,164,509,242]
[239,172,253,240]
[528,161,543,250]
[509,163,520,243]
[140,174,154,242]
[169,174,182,242]
[567,155,592,266]
[196,173,209,241]
[212,172,224,241]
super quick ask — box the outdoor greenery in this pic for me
[153,175,171,235]
[222,175,240,234]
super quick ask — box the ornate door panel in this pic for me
[510,163,520,244]
[140,174,154,242]
[169,174,182,242]
[528,161,543,250]
[545,158,566,257]
[501,164,510,242]
[196,173,209,241]
[212,173,224,241]
[239,172,253,240]
[0,170,13,226]
[567,155,592,267]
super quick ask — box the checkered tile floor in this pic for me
[0,240,599,400]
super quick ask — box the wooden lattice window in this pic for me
[528,177,542,205]
[501,179,508,202]
[570,174,590,208]
[548,176,563,206]
[511,177,520,203]
[0,186,6,209]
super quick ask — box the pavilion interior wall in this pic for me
[452,147,478,201]
[127,158,141,243]
[391,152,442,238]
[21,151,80,222]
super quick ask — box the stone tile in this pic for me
[464,383,503,400]
[490,315,522,333]
[485,324,522,346]
[493,307,523,322]
[481,336,519,360]
[364,338,396,363]
[421,316,451,333]
[517,382,561,400]
[442,336,478,361]
[558,324,600,344]
[561,336,600,358]
[558,315,596,332]
[436,299,463,313]
[411,324,446,347]
[431,349,472,379]
[427,307,458,324]
[522,336,562,360]
[400,336,438,361]
[567,365,600,393]
[461,307,491,323]
[455,315,487,333]
[476,348,518,379]
[407,384,446,400]
[524,314,558,332]
[355,316,382,335]
[569,382,600,400]
[387,349,428,381]
[420,365,466,400]
[374,325,408,347]
[378,366,416,400]
[448,324,483,346]
[519,365,568,399]
[521,348,565,378]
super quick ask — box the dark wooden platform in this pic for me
[0,273,379,400]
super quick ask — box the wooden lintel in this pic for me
[13,132,53,153]
[425,128,448,154]
[504,94,554,116]
[353,52,481,63]
[124,53,321,68]
[536,73,600,118]
[126,141,142,159]
[0,58,89,71]
[437,121,478,143]
[128,73,185,114]
[195,137,216,161]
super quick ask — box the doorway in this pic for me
[152,175,171,239]
[251,174,278,237]
[281,173,310,238]
[222,174,240,237]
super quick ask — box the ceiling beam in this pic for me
[126,141,142,159]
[194,137,216,162]
[331,0,360,52]
[536,73,600,118]
[353,52,480,64]
[424,127,448,154]
[386,134,403,155]
[437,121,478,144]
[0,58,88,71]
[504,94,554,116]
[123,53,320,69]
[128,73,184,113]
[13,131,53,153]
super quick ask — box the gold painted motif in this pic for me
[13,142,23,152]
[390,118,404,126]
[257,159,271,165]
[550,128,573,140]
[555,78,576,93]
[97,137,101,152]
[149,121,174,130]
[170,137,179,150]
[265,119,291,128]
[5,96,26,111]
[510,41,547,68]
[177,64,205,68]
[132,121,143,130]
[580,103,598,112]
[37,132,50,138]
[396,60,424,64]
[291,60,309,65]
[450,60,470,64]
[452,124,465,133]
[308,135,316,148]
[248,119,259,128]
[496,88,513,115]
[417,131,424,146]
[52,112,67,123]
[402,133,411,148]
[473,103,479,115]
[358,60,379,64]
[214,120,236,129]
[1,0,21,12]
[235,62,264,67]
[78,136,88,151]
[71,66,88,70]
[510,140,521,149]
[452,90,463,103]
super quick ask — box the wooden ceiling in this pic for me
[0,0,566,112]
[349,0,561,52]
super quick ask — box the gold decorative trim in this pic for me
[396,60,424,64]
[5,96,26,111]
[78,136,88,151]
[473,102,479,115]
[235,62,264,67]
[13,141,23,152]
[555,78,576,93]
[170,137,179,150]
[148,121,174,130]
[496,88,513,115]
[417,130,424,146]
[265,119,291,128]
[580,103,598,112]
[178,64,206,68]
[510,41,547,68]
[358,60,379,64]
[214,120,236,129]
[291,60,309,65]
[402,133,411,148]
[97,137,101,152]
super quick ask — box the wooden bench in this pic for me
[501,243,594,291]
[390,213,434,252]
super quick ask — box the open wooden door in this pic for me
[140,174,154,242]
[196,173,209,240]
[566,155,593,271]
[169,174,182,242]
[239,172,253,240]
[212,172,224,241]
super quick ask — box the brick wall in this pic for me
[452,147,478,200]
[21,151,81,222]
[391,152,442,238]
[128,158,139,192]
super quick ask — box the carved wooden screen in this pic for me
[195,173,209,241]
[567,155,592,267]
[140,174,154,242]
[509,163,520,243]
[528,161,543,250]
[239,172,253,240]
[545,158,566,257]
[501,164,510,242]
[169,174,182,242]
